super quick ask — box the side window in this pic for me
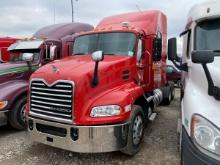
[186,31,191,58]
[137,39,142,62]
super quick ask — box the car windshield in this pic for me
[195,18,220,50]
[9,50,40,62]
[73,32,136,56]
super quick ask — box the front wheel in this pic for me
[8,96,27,130]
[121,105,145,156]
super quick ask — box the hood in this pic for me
[32,55,135,85]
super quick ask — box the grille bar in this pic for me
[32,87,72,93]
[30,80,74,123]
[32,91,72,98]
[31,95,72,103]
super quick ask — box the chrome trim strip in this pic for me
[32,91,72,98]
[29,112,72,124]
[32,87,72,93]
[0,110,9,113]
[31,100,72,108]
[55,85,72,88]
[31,95,72,103]
[32,108,71,118]
[31,82,45,86]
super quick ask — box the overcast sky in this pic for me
[0,0,213,50]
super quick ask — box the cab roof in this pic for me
[33,22,94,40]
[187,1,220,24]
[96,10,167,35]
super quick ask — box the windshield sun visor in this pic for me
[8,40,44,51]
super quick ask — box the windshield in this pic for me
[9,50,40,63]
[73,32,136,56]
[195,19,220,50]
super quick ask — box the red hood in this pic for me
[32,55,134,84]
[31,55,137,125]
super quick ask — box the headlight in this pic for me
[0,101,8,110]
[191,115,220,158]
[90,105,123,117]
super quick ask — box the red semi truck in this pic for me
[27,11,174,155]
[0,23,93,129]
[0,37,20,63]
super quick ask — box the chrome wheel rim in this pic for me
[132,115,144,145]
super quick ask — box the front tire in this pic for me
[8,96,27,130]
[121,105,145,156]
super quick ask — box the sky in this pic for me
[0,0,213,51]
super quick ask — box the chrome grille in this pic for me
[30,80,73,123]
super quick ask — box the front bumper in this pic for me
[27,116,130,153]
[182,127,220,165]
[0,110,8,126]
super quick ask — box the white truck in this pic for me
[168,2,220,164]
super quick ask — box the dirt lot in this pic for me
[0,90,181,165]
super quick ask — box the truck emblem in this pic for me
[52,65,59,73]
[50,107,69,113]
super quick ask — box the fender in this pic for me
[0,80,28,110]
[76,82,144,125]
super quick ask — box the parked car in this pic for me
[166,65,181,87]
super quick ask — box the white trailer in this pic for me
[168,1,220,164]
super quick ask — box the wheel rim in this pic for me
[132,115,144,145]
[20,104,26,122]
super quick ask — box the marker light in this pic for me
[0,101,8,110]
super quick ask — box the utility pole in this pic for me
[53,0,56,24]
[71,0,78,22]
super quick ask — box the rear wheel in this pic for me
[163,86,172,105]
[121,105,145,156]
[8,96,27,130]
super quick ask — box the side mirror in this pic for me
[50,45,57,60]
[22,53,34,62]
[153,38,162,61]
[168,38,177,61]
[92,51,104,62]
[192,51,214,64]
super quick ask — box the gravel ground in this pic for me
[0,89,181,165]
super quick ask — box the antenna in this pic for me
[71,0,78,22]
[53,0,56,24]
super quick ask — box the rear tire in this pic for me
[163,86,172,105]
[121,105,145,156]
[8,96,27,130]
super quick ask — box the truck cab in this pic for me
[0,37,20,63]
[27,11,174,155]
[168,2,220,164]
[0,23,93,130]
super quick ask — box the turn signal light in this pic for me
[0,101,8,110]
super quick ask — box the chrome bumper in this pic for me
[27,117,130,153]
[0,110,8,126]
